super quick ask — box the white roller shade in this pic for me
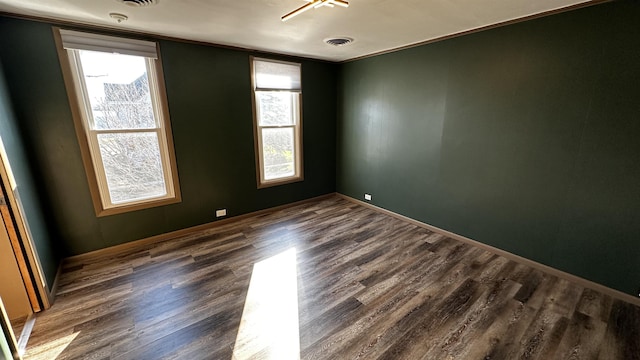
[254,58,301,91]
[59,29,158,59]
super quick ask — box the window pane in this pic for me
[262,128,295,180]
[97,132,166,203]
[79,50,156,130]
[257,92,296,126]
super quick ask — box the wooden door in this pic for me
[0,214,31,320]
[0,147,48,313]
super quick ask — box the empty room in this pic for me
[0,0,639,359]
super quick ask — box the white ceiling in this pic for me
[0,0,595,62]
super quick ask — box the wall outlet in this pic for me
[216,209,227,217]
[364,194,372,201]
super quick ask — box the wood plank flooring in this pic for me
[23,196,640,359]
[11,315,27,341]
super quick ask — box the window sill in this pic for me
[96,195,182,217]
[257,175,304,189]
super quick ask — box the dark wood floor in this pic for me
[23,196,640,359]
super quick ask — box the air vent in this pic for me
[324,37,354,46]
[117,0,158,7]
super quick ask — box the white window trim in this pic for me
[251,56,304,188]
[54,27,181,216]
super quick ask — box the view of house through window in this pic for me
[79,50,166,203]
[57,29,180,215]
[252,58,303,187]
[257,91,297,180]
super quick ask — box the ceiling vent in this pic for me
[324,37,354,46]
[117,0,158,7]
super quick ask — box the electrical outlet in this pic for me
[216,209,227,217]
[364,194,372,201]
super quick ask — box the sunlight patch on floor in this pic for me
[25,331,80,360]
[233,248,300,360]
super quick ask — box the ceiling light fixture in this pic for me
[282,0,349,22]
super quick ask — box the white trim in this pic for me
[59,29,158,59]
[0,297,20,360]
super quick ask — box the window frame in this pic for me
[250,56,304,188]
[54,27,181,216]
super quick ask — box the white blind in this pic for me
[254,58,301,91]
[59,29,158,59]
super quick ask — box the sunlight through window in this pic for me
[233,248,300,360]
[27,331,80,359]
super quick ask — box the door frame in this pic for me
[0,141,51,312]
[0,296,22,360]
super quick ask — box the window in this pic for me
[251,57,303,187]
[55,28,180,216]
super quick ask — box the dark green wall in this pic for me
[0,17,336,256]
[0,56,59,288]
[337,0,640,295]
[1,0,638,297]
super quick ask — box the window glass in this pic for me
[79,51,156,130]
[251,57,303,187]
[256,92,296,126]
[262,127,295,180]
[97,132,166,203]
[57,28,180,215]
